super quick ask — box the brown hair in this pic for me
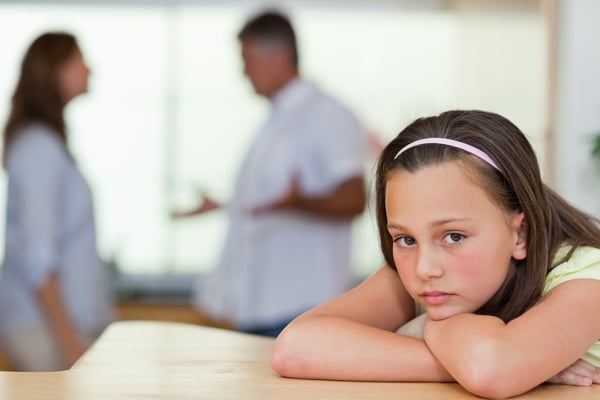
[2,32,79,167]
[375,110,600,322]
[237,10,298,67]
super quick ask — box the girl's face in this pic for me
[57,48,90,104]
[385,161,526,321]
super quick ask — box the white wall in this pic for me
[553,0,600,217]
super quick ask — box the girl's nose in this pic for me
[415,247,444,281]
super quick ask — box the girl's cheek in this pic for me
[394,259,414,287]
[449,251,482,278]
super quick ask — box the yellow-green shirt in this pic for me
[543,246,600,366]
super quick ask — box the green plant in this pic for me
[593,132,600,159]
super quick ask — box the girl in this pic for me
[0,32,114,371]
[271,110,600,398]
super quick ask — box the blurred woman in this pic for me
[0,32,114,371]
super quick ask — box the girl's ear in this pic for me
[512,212,527,260]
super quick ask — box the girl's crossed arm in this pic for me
[271,266,452,382]
[424,279,600,399]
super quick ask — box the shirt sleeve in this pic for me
[542,246,600,296]
[6,130,67,288]
[298,97,367,195]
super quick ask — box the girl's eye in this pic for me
[394,236,416,248]
[443,232,465,245]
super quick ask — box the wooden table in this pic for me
[0,321,598,399]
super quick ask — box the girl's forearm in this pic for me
[272,315,452,382]
[424,313,526,398]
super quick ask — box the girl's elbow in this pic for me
[271,336,293,377]
[460,372,518,399]
[271,326,309,378]
[455,342,527,399]
[463,381,529,400]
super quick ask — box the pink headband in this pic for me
[394,138,500,171]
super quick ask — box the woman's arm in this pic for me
[272,266,452,382]
[37,272,87,368]
[424,279,600,399]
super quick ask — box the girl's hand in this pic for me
[547,359,600,386]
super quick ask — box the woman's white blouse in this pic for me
[0,123,114,337]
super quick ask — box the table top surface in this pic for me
[0,321,598,399]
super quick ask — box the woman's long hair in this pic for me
[3,32,78,167]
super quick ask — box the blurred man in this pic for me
[188,10,367,337]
